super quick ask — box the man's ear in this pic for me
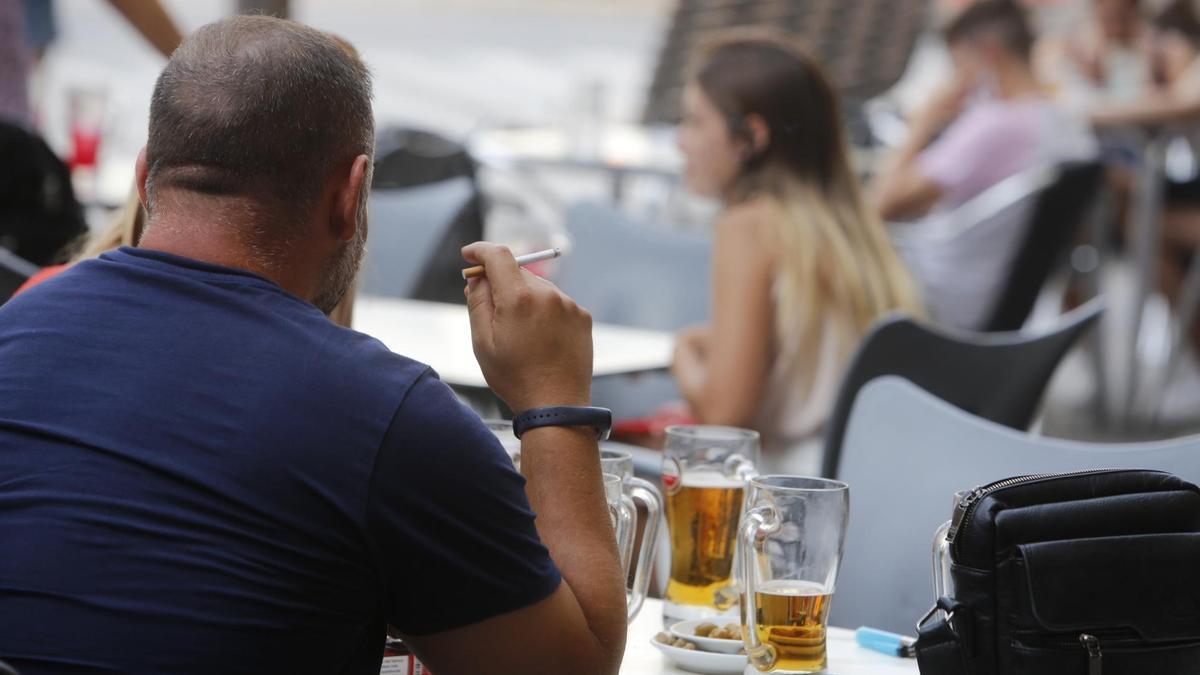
[135,147,151,212]
[333,154,371,243]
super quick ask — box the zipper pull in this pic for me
[946,488,983,543]
[1080,633,1102,675]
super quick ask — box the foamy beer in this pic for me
[739,476,849,674]
[600,448,661,622]
[662,426,759,623]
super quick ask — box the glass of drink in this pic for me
[600,448,662,621]
[662,425,760,623]
[739,476,849,674]
[604,473,637,586]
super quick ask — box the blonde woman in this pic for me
[671,31,924,474]
[15,187,356,327]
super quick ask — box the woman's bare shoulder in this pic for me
[714,196,782,250]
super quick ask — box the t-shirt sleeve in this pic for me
[365,370,561,636]
[917,106,1031,208]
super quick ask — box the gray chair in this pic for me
[0,247,38,305]
[554,203,712,418]
[554,202,711,332]
[359,177,480,304]
[821,299,1103,478]
[832,376,1200,634]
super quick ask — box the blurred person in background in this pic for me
[873,0,1096,329]
[0,16,626,675]
[1036,0,1151,108]
[1,0,183,129]
[0,0,183,269]
[1092,0,1200,126]
[1092,0,1200,354]
[671,30,923,476]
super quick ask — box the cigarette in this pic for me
[461,247,563,279]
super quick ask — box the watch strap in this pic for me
[511,406,613,440]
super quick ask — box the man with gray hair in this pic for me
[0,15,626,675]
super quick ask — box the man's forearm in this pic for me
[521,425,627,673]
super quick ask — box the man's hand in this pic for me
[463,242,593,413]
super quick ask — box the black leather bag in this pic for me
[914,469,1200,675]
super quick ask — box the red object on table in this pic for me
[612,404,696,438]
[68,126,101,170]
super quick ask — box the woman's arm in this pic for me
[671,204,777,428]
[1090,91,1200,127]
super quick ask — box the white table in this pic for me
[622,599,918,675]
[469,124,682,202]
[353,296,676,389]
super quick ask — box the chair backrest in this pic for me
[832,375,1200,634]
[0,658,18,675]
[642,0,929,124]
[554,202,711,331]
[0,247,38,306]
[892,165,1055,331]
[983,161,1104,331]
[820,298,1104,478]
[359,177,482,304]
[373,126,477,190]
[554,204,710,418]
[0,121,88,266]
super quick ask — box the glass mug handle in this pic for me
[724,453,757,482]
[626,477,662,622]
[609,493,637,583]
[740,505,780,672]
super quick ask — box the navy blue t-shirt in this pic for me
[0,248,560,674]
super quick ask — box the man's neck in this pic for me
[137,207,319,304]
[993,61,1043,100]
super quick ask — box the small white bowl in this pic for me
[669,618,746,655]
[650,638,747,675]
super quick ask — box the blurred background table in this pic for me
[622,599,919,674]
[354,295,675,389]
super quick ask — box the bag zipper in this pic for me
[1081,633,1102,675]
[946,469,1128,559]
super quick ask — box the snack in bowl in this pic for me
[669,619,746,655]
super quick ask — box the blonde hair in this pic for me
[696,30,923,369]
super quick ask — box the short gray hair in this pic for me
[146,15,373,221]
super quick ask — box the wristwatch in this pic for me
[511,406,613,440]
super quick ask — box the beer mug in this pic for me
[739,476,849,674]
[483,419,521,469]
[604,473,637,592]
[662,425,760,623]
[932,490,972,608]
[600,448,662,621]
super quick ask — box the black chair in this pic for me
[0,121,88,266]
[365,127,485,305]
[819,298,1104,478]
[360,177,484,305]
[982,161,1104,331]
[0,658,19,675]
[373,127,477,190]
[0,247,39,306]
